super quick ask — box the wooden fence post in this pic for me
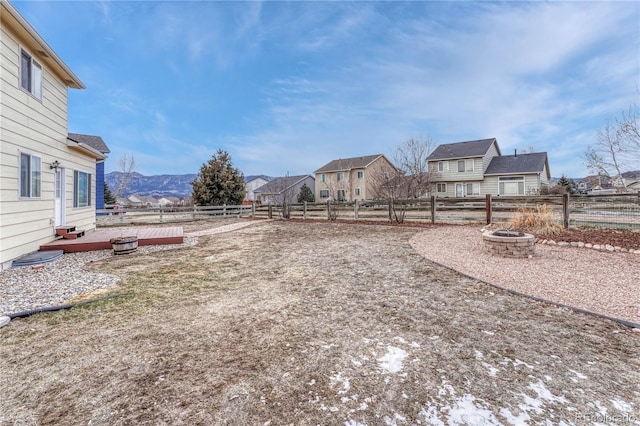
[303,201,307,219]
[485,194,492,225]
[251,201,255,218]
[354,200,359,220]
[430,195,436,224]
[268,204,273,219]
[159,206,164,222]
[563,193,570,229]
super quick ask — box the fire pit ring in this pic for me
[482,229,535,258]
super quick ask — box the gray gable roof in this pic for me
[484,152,548,175]
[315,154,384,173]
[68,133,110,153]
[426,138,498,161]
[254,174,313,194]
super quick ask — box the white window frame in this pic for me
[319,189,329,198]
[320,173,326,183]
[466,182,480,196]
[20,48,42,100]
[499,176,525,196]
[457,159,474,173]
[19,151,42,198]
[438,161,449,172]
[354,187,361,196]
[337,172,344,182]
[73,170,92,208]
[436,183,447,193]
[357,171,364,179]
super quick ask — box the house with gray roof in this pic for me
[427,138,550,197]
[68,133,110,211]
[253,174,315,205]
[314,154,396,201]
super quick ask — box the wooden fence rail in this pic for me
[97,192,640,229]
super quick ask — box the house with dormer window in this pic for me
[427,138,550,197]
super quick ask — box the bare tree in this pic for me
[113,153,136,199]
[269,173,297,219]
[393,136,436,198]
[585,101,640,191]
[369,160,408,223]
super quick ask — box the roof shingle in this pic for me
[426,138,497,161]
[314,154,384,173]
[484,152,548,175]
[68,133,110,153]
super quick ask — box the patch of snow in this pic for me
[330,373,351,395]
[482,330,495,335]
[359,402,368,411]
[345,420,366,426]
[378,346,408,374]
[569,369,587,380]
[410,341,421,348]
[482,362,499,377]
[419,406,445,426]
[384,413,406,425]
[308,379,316,386]
[474,350,484,360]
[442,394,502,425]
[518,380,570,416]
[499,407,531,424]
[610,398,633,413]
[544,375,553,381]
[394,336,407,344]
[429,336,439,341]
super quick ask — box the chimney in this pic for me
[514,149,517,158]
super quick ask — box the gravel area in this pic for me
[410,225,640,325]
[0,220,264,317]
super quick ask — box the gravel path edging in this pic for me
[421,255,640,329]
[410,226,640,328]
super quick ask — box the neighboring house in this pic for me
[0,0,105,269]
[314,154,395,202]
[427,138,550,197]
[244,175,271,203]
[67,133,110,211]
[126,194,158,207]
[253,175,315,205]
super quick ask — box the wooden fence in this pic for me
[97,193,640,229]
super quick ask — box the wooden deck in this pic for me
[40,227,184,253]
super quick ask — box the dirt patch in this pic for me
[0,221,638,425]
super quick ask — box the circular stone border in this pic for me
[482,230,536,258]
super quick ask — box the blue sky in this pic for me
[14,1,640,178]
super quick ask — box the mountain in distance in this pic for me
[105,172,274,198]
[105,172,197,198]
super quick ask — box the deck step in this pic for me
[55,226,84,240]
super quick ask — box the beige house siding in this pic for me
[315,156,394,202]
[0,2,97,269]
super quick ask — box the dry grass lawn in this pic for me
[0,220,638,425]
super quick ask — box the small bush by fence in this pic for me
[97,193,640,230]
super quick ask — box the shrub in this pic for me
[508,204,563,235]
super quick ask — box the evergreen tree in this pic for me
[297,183,315,203]
[191,150,245,205]
[104,182,117,205]
[556,174,577,194]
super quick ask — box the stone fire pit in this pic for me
[482,229,536,258]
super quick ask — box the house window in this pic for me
[436,183,447,193]
[438,161,449,172]
[357,171,364,179]
[457,159,474,173]
[337,172,344,181]
[337,190,346,201]
[499,176,525,196]
[74,170,92,207]
[19,152,41,198]
[466,183,480,196]
[354,187,361,196]
[20,49,42,99]
[320,173,326,183]
[319,189,329,198]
